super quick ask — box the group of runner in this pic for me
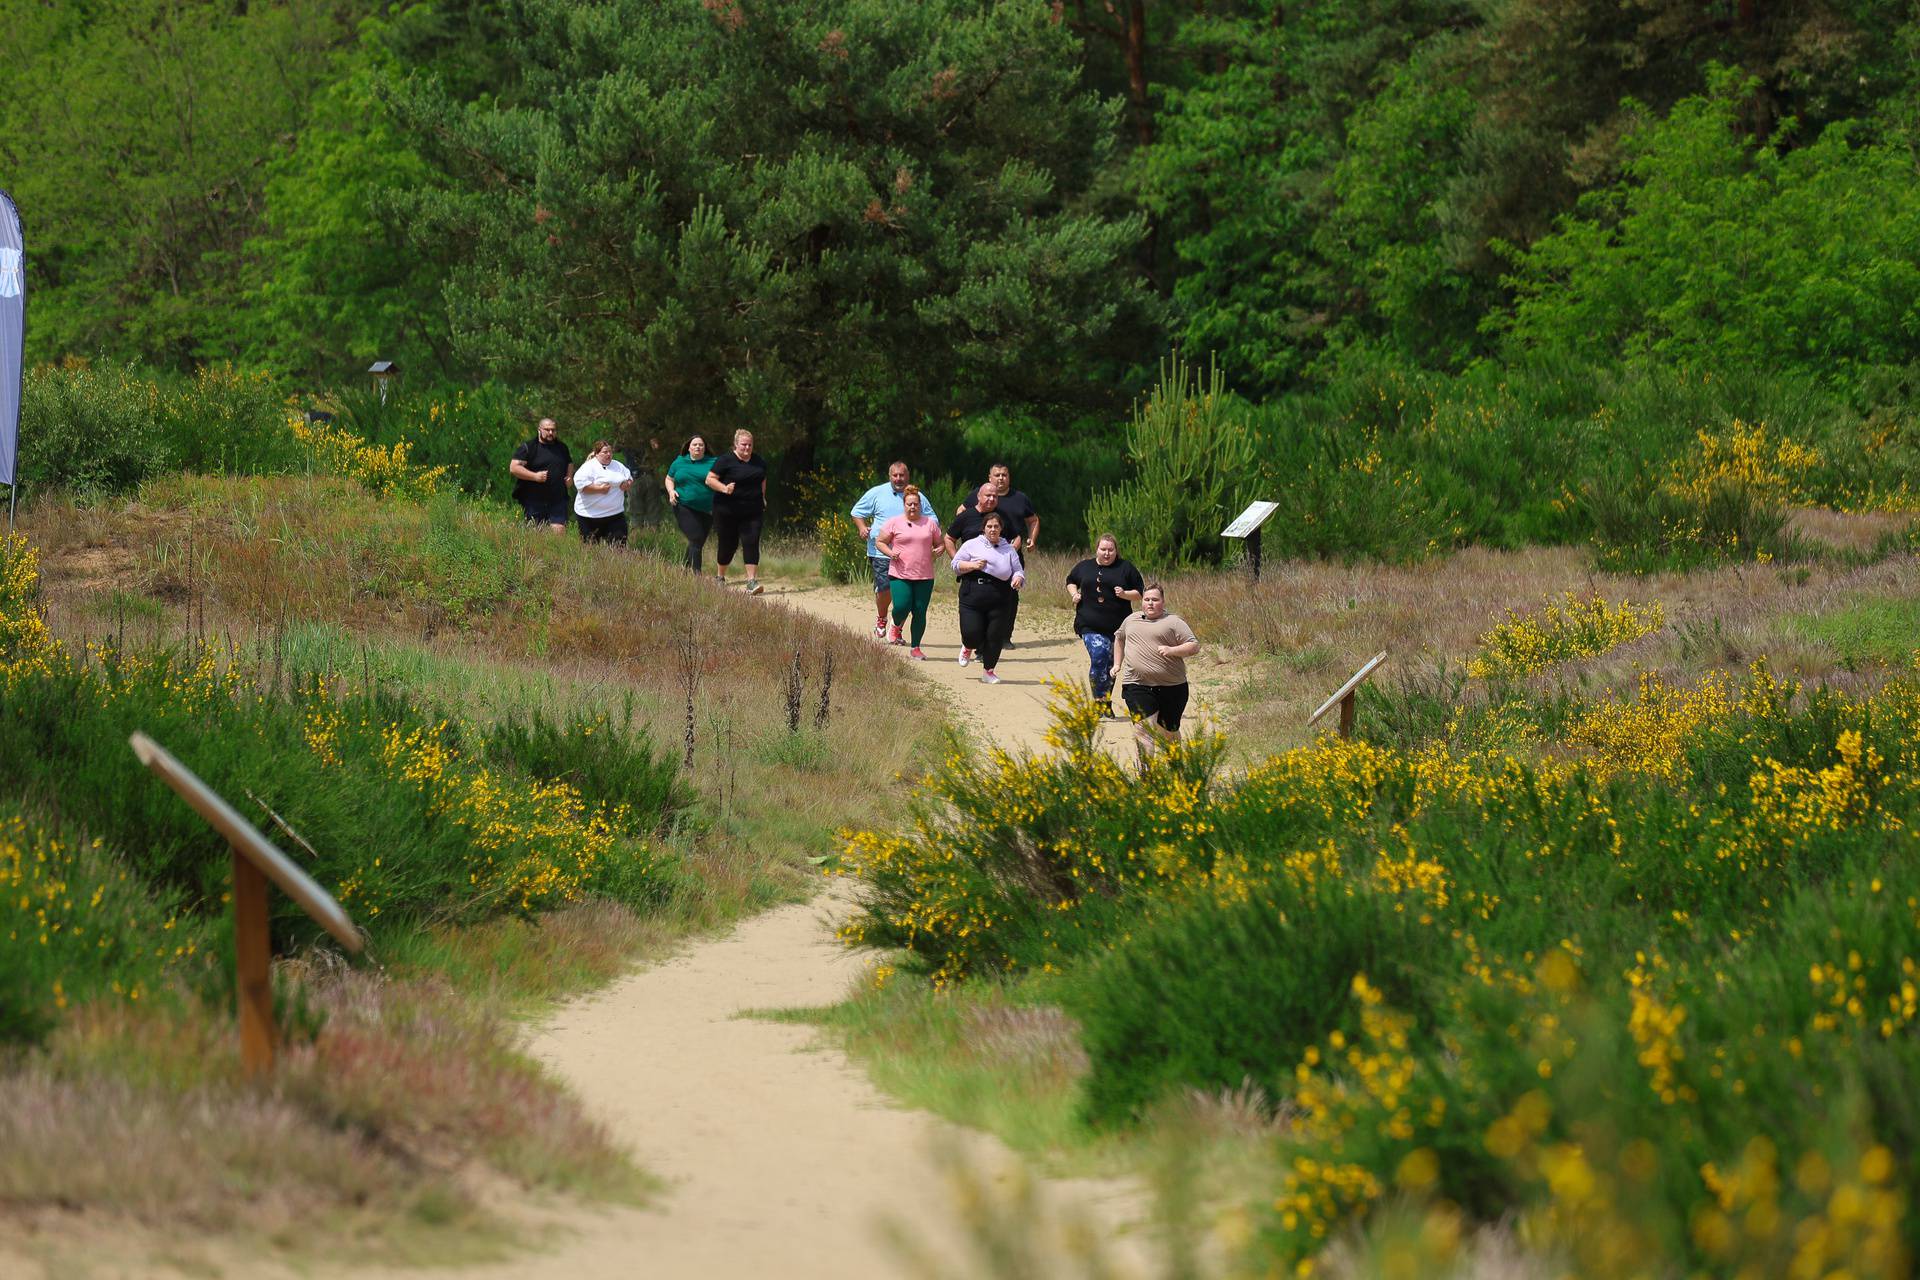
[512,421,771,593]
[508,422,1200,746]
[845,460,1199,746]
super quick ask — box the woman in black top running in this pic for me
[705,429,768,595]
[1066,533,1145,711]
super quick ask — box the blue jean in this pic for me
[1082,632,1116,699]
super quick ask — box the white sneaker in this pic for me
[958,648,972,667]
[873,621,887,640]
[981,671,1001,685]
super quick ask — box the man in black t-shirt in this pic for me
[508,417,574,531]
[952,463,1039,644]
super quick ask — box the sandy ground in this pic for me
[3,578,1232,1280]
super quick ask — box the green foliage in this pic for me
[1085,354,1256,567]
[0,0,366,367]
[382,0,1150,450]
[329,380,530,501]
[247,46,454,380]
[1791,597,1920,669]
[817,513,867,585]
[1502,69,1920,374]
[0,803,205,1047]
[846,671,1920,1273]
[1067,879,1415,1128]
[19,362,292,495]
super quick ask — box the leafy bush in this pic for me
[817,511,867,584]
[0,804,205,1047]
[1085,354,1257,567]
[19,361,170,495]
[1067,877,1420,1128]
[1501,67,1920,375]
[842,662,1920,1275]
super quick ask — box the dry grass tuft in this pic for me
[961,1003,1090,1080]
[0,958,648,1258]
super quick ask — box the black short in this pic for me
[577,511,629,545]
[520,496,569,526]
[1122,683,1190,732]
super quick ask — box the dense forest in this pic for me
[7,0,1920,553]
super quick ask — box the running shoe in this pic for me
[745,581,764,596]
[889,624,905,645]
[958,648,973,667]
[981,670,1001,685]
[873,620,887,640]
[909,647,926,660]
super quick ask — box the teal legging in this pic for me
[888,576,935,645]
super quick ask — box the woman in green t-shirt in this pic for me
[664,436,717,571]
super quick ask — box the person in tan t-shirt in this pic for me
[1111,583,1200,752]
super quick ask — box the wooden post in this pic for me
[1309,651,1388,740]
[128,732,361,1080]
[1247,526,1262,582]
[231,849,276,1076]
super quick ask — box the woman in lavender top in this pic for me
[950,510,1026,684]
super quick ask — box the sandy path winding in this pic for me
[379,581,1194,1278]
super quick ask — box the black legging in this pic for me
[713,509,763,567]
[674,503,713,571]
[957,575,1017,670]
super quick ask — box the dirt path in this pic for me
[355,886,1149,1280]
[383,581,1199,1278]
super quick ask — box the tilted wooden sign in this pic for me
[1221,500,1280,580]
[1308,651,1387,740]
[129,732,361,1076]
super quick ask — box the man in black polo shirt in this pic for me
[952,463,1039,644]
[509,417,574,531]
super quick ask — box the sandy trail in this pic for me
[384,581,1202,1277]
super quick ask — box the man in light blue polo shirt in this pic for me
[851,460,917,641]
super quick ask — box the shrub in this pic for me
[19,360,169,495]
[1466,592,1665,679]
[0,805,205,1047]
[1067,877,1423,1128]
[844,662,1920,1276]
[817,510,867,584]
[1085,354,1257,568]
[0,532,679,931]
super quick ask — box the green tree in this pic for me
[0,0,366,367]
[1499,69,1920,373]
[382,0,1152,458]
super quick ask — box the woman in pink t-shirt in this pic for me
[875,486,944,658]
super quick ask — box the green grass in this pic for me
[1789,596,1920,669]
[765,978,1109,1169]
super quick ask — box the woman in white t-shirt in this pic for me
[572,440,634,546]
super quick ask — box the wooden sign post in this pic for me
[1308,651,1388,740]
[128,732,362,1077]
[1220,500,1280,581]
